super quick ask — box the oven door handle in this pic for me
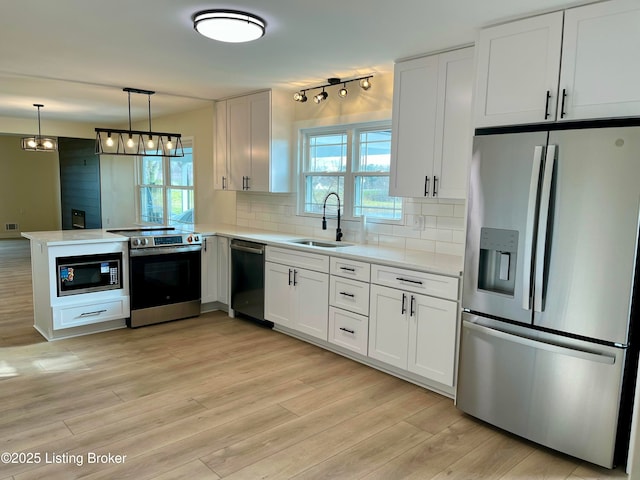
[129,245,202,256]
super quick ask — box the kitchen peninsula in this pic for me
[22,230,130,340]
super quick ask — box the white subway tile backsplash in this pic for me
[235,192,467,258]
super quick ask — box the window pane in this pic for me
[169,147,193,186]
[167,188,194,225]
[308,134,347,172]
[354,175,402,220]
[304,175,344,214]
[141,157,163,185]
[357,129,392,172]
[140,186,164,224]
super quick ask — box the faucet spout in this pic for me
[322,192,343,241]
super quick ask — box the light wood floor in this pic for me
[0,238,630,479]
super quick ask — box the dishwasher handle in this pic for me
[230,243,265,255]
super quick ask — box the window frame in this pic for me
[297,121,402,224]
[136,137,195,226]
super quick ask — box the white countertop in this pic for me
[21,225,464,277]
[194,223,463,277]
[21,229,129,245]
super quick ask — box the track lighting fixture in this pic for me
[21,104,58,152]
[95,87,184,157]
[293,75,373,105]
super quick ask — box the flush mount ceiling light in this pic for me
[294,75,373,105]
[95,87,183,157]
[194,9,266,43]
[21,104,58,152]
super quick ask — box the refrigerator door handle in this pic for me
[464,320,615,365]
[522,145,544,310]
[534,144,556,313]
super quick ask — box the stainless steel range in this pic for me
[109,227,202,327]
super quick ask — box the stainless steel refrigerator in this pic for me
[457,125,640,469]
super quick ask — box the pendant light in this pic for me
[95,87,184,157]
[21,104,58,152]
[193,10,266,43]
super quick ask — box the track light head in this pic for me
[314,90,328,104]
[359,77,372,90]
[338,84,348,98]
[293,91,307,102]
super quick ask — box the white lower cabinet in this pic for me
[328,307,368,355]
[201,235,218,305]
[369,283,458,387]
[265,248,329,340]
[53,297,129,330]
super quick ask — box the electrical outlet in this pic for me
[412,215,425,231]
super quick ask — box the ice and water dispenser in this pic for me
[477,227,518,296]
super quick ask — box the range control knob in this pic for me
[142,238,149,246]
[194,235,200,242]
[131,238,140,247]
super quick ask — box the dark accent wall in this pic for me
[58,138,102,230]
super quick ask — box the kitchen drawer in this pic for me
[330,257,370,282]
[266,246,329,273]
[330,275,370,316]
[328,306,368,355]
[371,264,458,300]
[53,297,130,330]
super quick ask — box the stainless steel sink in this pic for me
[290,239,353,248]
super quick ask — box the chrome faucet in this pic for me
[322,192,343,241]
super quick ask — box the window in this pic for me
[138,140,194,225]
[300,123,402,221]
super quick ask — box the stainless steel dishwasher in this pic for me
[230,239,272,327]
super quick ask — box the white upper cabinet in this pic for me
[214,90,293,192]
[559,0,640,121]
[473,12,563,128]
[474,0,640,128]
[213,99,228,190]
[390,47,473,199]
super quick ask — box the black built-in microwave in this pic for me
[56,252,122,296]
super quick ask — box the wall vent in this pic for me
[5,223,19,231]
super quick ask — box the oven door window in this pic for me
[130,251,201,309]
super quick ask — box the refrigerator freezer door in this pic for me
[457,313,625,468]
[463,131,548,324]
[534,127,640,344]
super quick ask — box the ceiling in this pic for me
[1,0,585,126]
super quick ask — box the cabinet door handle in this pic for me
[410,295,416,317]
[222,176,226,189]
[79,309,107,317]
[293,269,298,286]
[340,266,356,272]
[424,176,430,197]
[339,327,355,334]
[544,90,551,119]
[433,176,439,197]
[396,277,423,285]
[288,268,292,285]
[401,293,407,314]
[560,89,567,119]
[339,291,355,298]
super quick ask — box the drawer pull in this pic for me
[396,277,423,285]
[339,291,355,298]
[340,266,356,272]
[79,309,107,317]
[339,327,355,334]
